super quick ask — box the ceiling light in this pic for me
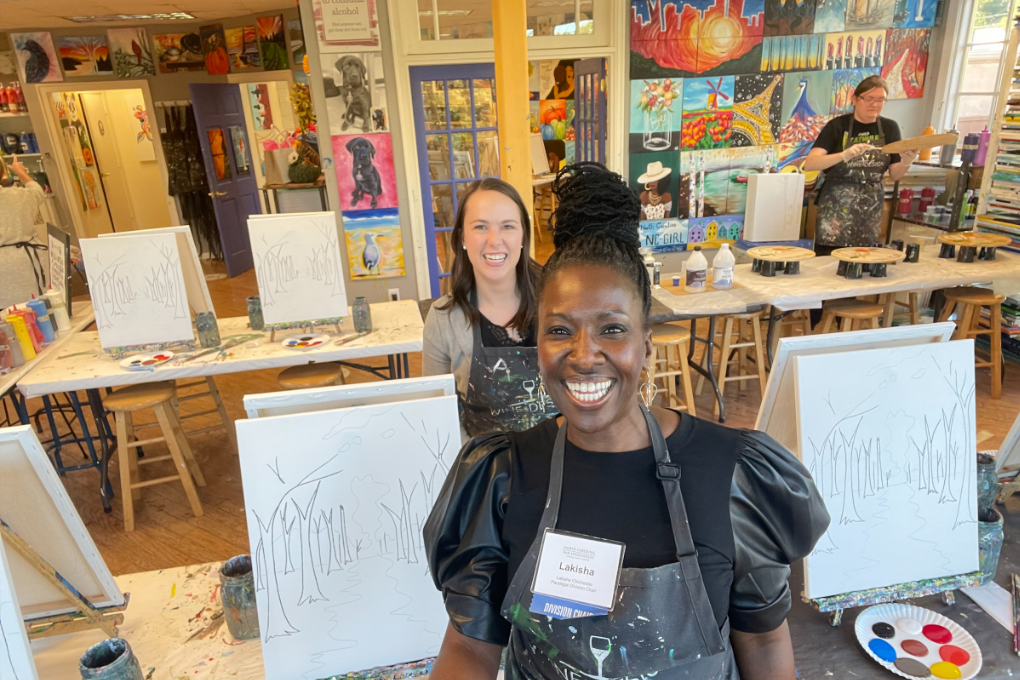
[66,12,196,22]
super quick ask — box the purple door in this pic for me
[190,83,259,276]
[574,58,607,165]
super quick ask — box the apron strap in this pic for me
[639,404,699,559]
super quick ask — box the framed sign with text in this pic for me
[314,0,380,51]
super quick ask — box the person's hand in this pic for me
[9,155,27,177]
[841,143,873,163]
[900,149,919,166]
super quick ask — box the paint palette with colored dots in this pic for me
[855,603,982,679]
[118,351,174,371]
[281,334,330,351]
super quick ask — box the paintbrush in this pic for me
[334,331,371,346]
[1013,573,1020,655]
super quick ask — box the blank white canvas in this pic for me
[81,233,194,349]
[797,341,979,599]
[0,539,39,680]
[236,395,459,680]
[243,375,457,419]
[0,426,124,618]
[248,212,348,325]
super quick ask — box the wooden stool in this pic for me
[533,184,555,243]
[880,292,921,327]
[278,362,345,390]
[645,323,696,416]
[937,287,1005,398]
[712,311,767,417]
[768,307,813,358]
[105,382,205,532]
[170,377,237,454]
[817,299,885,333]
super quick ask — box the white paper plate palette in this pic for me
[281,334,330,351]
[118,351,174,370]
[855,603,981,679]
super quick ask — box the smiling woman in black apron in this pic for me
[425,164,830,680]
[803,76,919,254]
[423,178,554,441]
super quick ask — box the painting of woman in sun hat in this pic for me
[637,160,673,220]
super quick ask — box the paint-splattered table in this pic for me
[15,300,423,399]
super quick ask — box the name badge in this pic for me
[529,529,625,620]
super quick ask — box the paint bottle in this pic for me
[0,328,13,374]
[45,288,71,332]
[917,186,936,213]
[7,307,41,352]
[685,246,708,294]
[975,127,991,166]
[897,188,914,215]
[919,125,935,161]
[5,315,35,361]
[642,248,655,286]
[961,132,980,163]
[939,128,959,166]
[26,298,55,344]
[711,243,735,290]
[0,86,7,114]
[0,322,24,367]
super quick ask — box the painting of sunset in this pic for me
[57,36,111,77]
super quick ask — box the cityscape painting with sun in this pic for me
[682,77,734,149]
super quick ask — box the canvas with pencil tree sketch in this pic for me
[795,341,979,599]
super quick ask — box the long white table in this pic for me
[17,300,424,399]
[0,301,95,400]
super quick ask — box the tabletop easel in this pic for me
[806,571,983,626]
[0,519,127,639]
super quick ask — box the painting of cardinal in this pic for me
[11,32,62,83]
[108,28,155,78]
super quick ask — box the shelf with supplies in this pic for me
[977,17,1020,239]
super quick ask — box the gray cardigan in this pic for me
[422,296,476,441]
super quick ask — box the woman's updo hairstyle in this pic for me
[540,162,651,322]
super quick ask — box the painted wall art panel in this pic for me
[882,28,931,99]
[11,32,62,83]
[107,28,155,78]
[57,36,112,77]
[332,133,398,212]
[153,33,205,73]
[343,208,405,279]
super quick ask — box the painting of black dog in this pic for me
[346,137,382,209]
[334,55,372,132]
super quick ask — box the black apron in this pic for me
[459,317,556,438]
[499,406,739,680]
[815,117,891,248]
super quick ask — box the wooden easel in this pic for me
[0,519,127,639]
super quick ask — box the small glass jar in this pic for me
[352,296,373,333]
[195,311,221,348]
[246,295,264,331]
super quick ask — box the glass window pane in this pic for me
[456,182,474,213]
[478,130,499,177]
[437,0,492,39]
[449,80,472,129]
[960,46,1002,92]
[527,0,577,35]
[955,94,995,136]
[422,81,447,130]
[579,0,594,34]
[452,132,475,179]
[473,79,497,127]
[418,0,436,40]
[435,230,454,291]
[432,183,455,230]
[426,134,451,181]
[969,0,1011,43]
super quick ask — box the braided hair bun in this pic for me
[541,162,651,321]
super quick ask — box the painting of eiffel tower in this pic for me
[732,74,784,146]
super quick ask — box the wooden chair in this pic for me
[645,323,696,416]
[170,377,237,454]
[937,287,1005,398]
[105,382,205,532]
[708,311,767,417]
[817,299,885,333]
[278,362,345,390]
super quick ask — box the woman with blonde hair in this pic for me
[0,155,47,309]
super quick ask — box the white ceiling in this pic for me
[1,0,294,30]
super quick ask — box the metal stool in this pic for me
[938,287,1005,398]
[645,323,696,416]
[817,299,885,333]
[105,382,205,532]
[278,363,345,390]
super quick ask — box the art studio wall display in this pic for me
[199,24,231,76]
[893,0,937,28]
[689,214,744,248]
[639,218,689,253]
[332,133,398,212]
[207,128,232,180]
[247,212,348,326]
[682,77,734,150]
[831,67,880,115]
[10,32,62,83]
[257,14,290,71]
[764,0,816,36]
[107,27,155,78]
[778,70,833,142]
[761,35,825,72]
[126,90,156,162]
[630,78,682,153]
[313,0,381,50]
[882,28,930,99]
[845,0,896,30]
[630,152,681,220]
[56,36,112,77]
[248,84,275,130]
[342,208,405,279]
[796,341,979,599]
[823,30,886,70]
[814,0,847,32]
[225,26,262,72]
[80,233,194,349]
[322,52,388,135]
[289,18,307,69]
[733,73,784,146]
[235,394,459,680]
[152,33,205,74]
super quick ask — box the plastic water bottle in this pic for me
[712,243,735,290]
[685,246,708,293]
[642,248,655,286]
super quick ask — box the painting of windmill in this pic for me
[778,70,833,143]
[342,208,406,279]
[681,76,734,150]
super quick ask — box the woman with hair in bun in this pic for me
[424,163,829,680]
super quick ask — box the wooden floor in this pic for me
[25,258,1020,576]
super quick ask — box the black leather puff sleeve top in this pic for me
[423,414,830,646]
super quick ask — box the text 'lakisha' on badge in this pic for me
[529,529,625,620]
